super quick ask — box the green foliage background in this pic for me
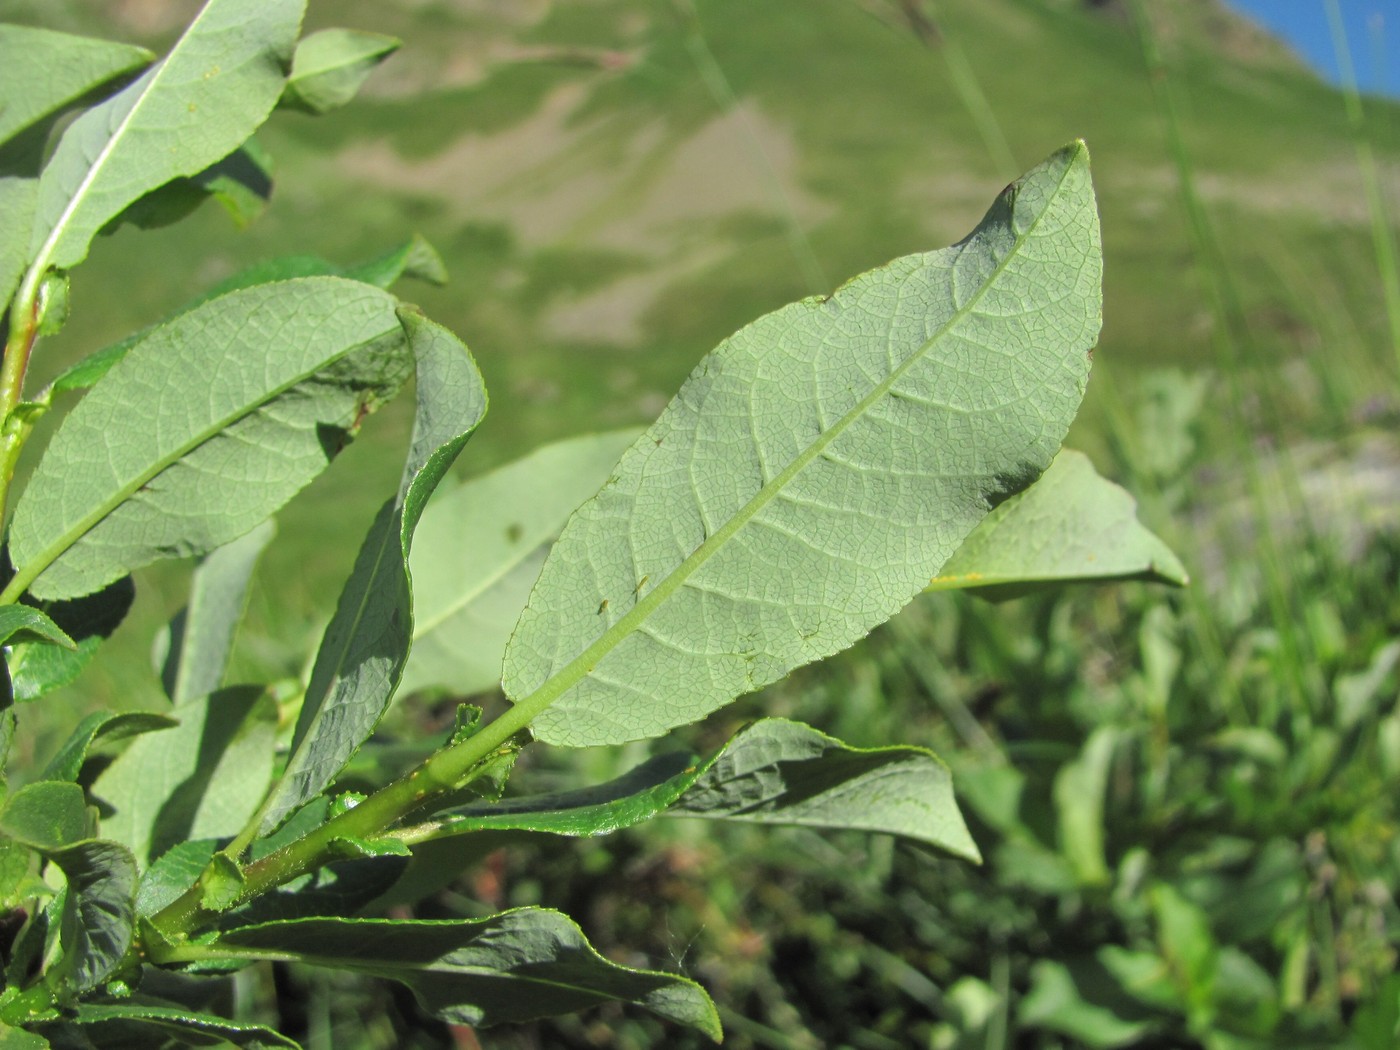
[4,0,1400,1046]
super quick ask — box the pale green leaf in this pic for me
[929,449,1187,597]
[282,29,400,115]
[0,607,73,651]
[0,25,152,147]
[69,1001,299,1048]
[135,838,217,917]
[1019,960,1154,1048]
[158,520,275,704]
[26,0,302,274]
[40,710,176,782]
[0,1021,48,1048]
[6,577,134,703]
[344,233,447,288]
[106,141,273,234]
[403,430,640,699]
[1053,726,1119,888]
[43,236,444,400]
[215,910,721,1039]
[412,718,977,859]
[504,143,1101,746]
[47,841,138,997]
[91,687,276,865]
[258,312,486,832]
[0,782,87,851]
[0,177,37,311]
[671,718,980,859]
[9,277,411,601]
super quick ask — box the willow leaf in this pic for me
[402,429,640,699]
[407,718,977,858]
[158,520,276,705]
[281,29,400,115]
[0,25,152,148]
[214,911,721,1039]
[929,449,1187,597]
[9,278,409,602]
[258,312,486,832]
[503,143,1101,746]
[26,0,302,275]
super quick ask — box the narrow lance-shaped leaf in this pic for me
[404,718,978,860]
[403,429,641,699]
[40,710,176,783]
[158,519,276,705]
[0,25,153,148]
[213,910,721,1040]
[281,29,401,115]
[25,0,302,275]
[929,448,1187,598]
[504,143,1101,746]
[8,278,411,602]
[68,1002,299,1049]
[258,312,487,832]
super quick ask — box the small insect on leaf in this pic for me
[597,599,609,615]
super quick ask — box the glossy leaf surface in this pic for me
[259,313,486,832]
[505,144,1101,745]
[413,718,977,858]
[216,910,721,1038]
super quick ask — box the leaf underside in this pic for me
[504,143,1102,746]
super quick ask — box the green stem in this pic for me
[150,692,544,939]
[0,266,45,534]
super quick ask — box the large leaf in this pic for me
[0,26,152,148]
[503,143,1101,746]
[158,520,275,705]
[929,449,1187,597]
[258,312,486,832]
[213,911,721,1039]
[25,0,302,275]
[403,430,640,699]
[8,278,411,601]
[281,29,400,115]
[407,718,978,859]
[91,687,276,865]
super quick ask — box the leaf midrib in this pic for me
[27,2,217,276]
[509,148,1081,728]
[11,325,401,598]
